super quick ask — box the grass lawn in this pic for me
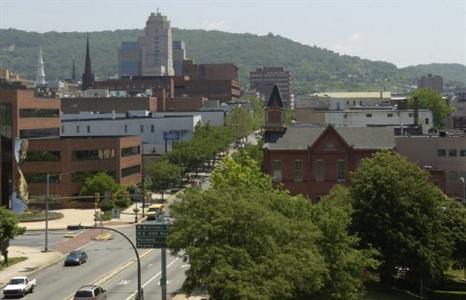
[0,257,27,271]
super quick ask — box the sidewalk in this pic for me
[20,202,143,231]
[0,246,63,288]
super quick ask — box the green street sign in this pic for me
[136,224,171,248]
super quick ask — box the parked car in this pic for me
[2,276,36,298]
[73,285,107,300]
[146,204,164,220]
[64,250,88,266]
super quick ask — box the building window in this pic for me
[121,146,140,157]
[76,125,80,133]
[72,149,115,161]
[140,125,144,133]
[337,160,346,182]
[24,173,61,183]
[409,113,414,117]
[151,125,155,133]
[448,171,458,180]
[449,149,457,157]
[87,125,90,133]
[366,114,372,118]
[438,149,446,157]
[293,160,303,182]
[460,149,466,157]
[425,118,429,125]
[272,160,282,182]
[387,113,393,118]
[19,128,60,138]
[19,109,59,118]
[122,164,141,177]
[25,151,61,161]
[61,125,65,134]
[315,159,325,182]
[124,125,128,133]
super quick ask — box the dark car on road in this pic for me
[64,250,88,266]
[73,285,106,300]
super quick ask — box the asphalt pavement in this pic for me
[11,229,82,249]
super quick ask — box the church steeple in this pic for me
[35,46,46,86]
[81,34,95,90]
[264,85,286,132]
[71,58,76,82]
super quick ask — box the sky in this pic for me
[0,0,465,67]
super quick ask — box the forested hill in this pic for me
[0,28,464,94]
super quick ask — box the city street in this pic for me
[7,226,186,300]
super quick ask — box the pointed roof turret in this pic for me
[264,85,286,133]
[267,85,284,108]
[35,46,46,86]
[81,34,95,90]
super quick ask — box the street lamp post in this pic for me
[43,173,50,252]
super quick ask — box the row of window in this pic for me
[26,151,61,161]
[19,128,59,139]
[69,124,157,134]
[121,146,141,157]
[272,159,347,182]
[72,149,115,161]
[24,165,140,183]
[438,149,466,157]
[19,109,59,118]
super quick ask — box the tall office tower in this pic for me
[138,11,174,76]
[35,46,46,86]
[173,40,187,76]
[417,74,443,93]
[250,67,292,104]
[119,42,141,76]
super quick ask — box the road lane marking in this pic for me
[63,249,153,300]
[125,257,180,300]
[118,280,130,285]
[181,264,190,269]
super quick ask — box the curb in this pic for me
[63,249,153,300]
[0,251,64,289]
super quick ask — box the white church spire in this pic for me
[35,46,46,86]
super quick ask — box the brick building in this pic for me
[262,86,396,200]
[22,136,142,207]
[1,86,143,209]
[0,88,61,208]
[418,74,443,93]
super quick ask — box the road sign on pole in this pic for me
[136,224,171,248]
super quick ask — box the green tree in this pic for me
[80,172,127,210]
[310,186,379,300]
[409,88,453,128]
[247,96,265,130]
[0,207,26,265]
[168,156,375,299]
[350,150,451,285]
[439,198,466,278]
[226,107,254,143]
[145,159,183,200]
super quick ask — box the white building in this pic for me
[61,114,201,155]
[152,109,227,127]
[295,107,433,133]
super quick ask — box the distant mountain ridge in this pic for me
[0,28,464,94]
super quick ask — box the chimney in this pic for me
[413,96,419,126]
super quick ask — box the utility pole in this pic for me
[161,248,167,300]
[43,173,50,252]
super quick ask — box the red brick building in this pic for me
[263,86,446,200]
[22,136,142,208]
[262,86,396,200]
